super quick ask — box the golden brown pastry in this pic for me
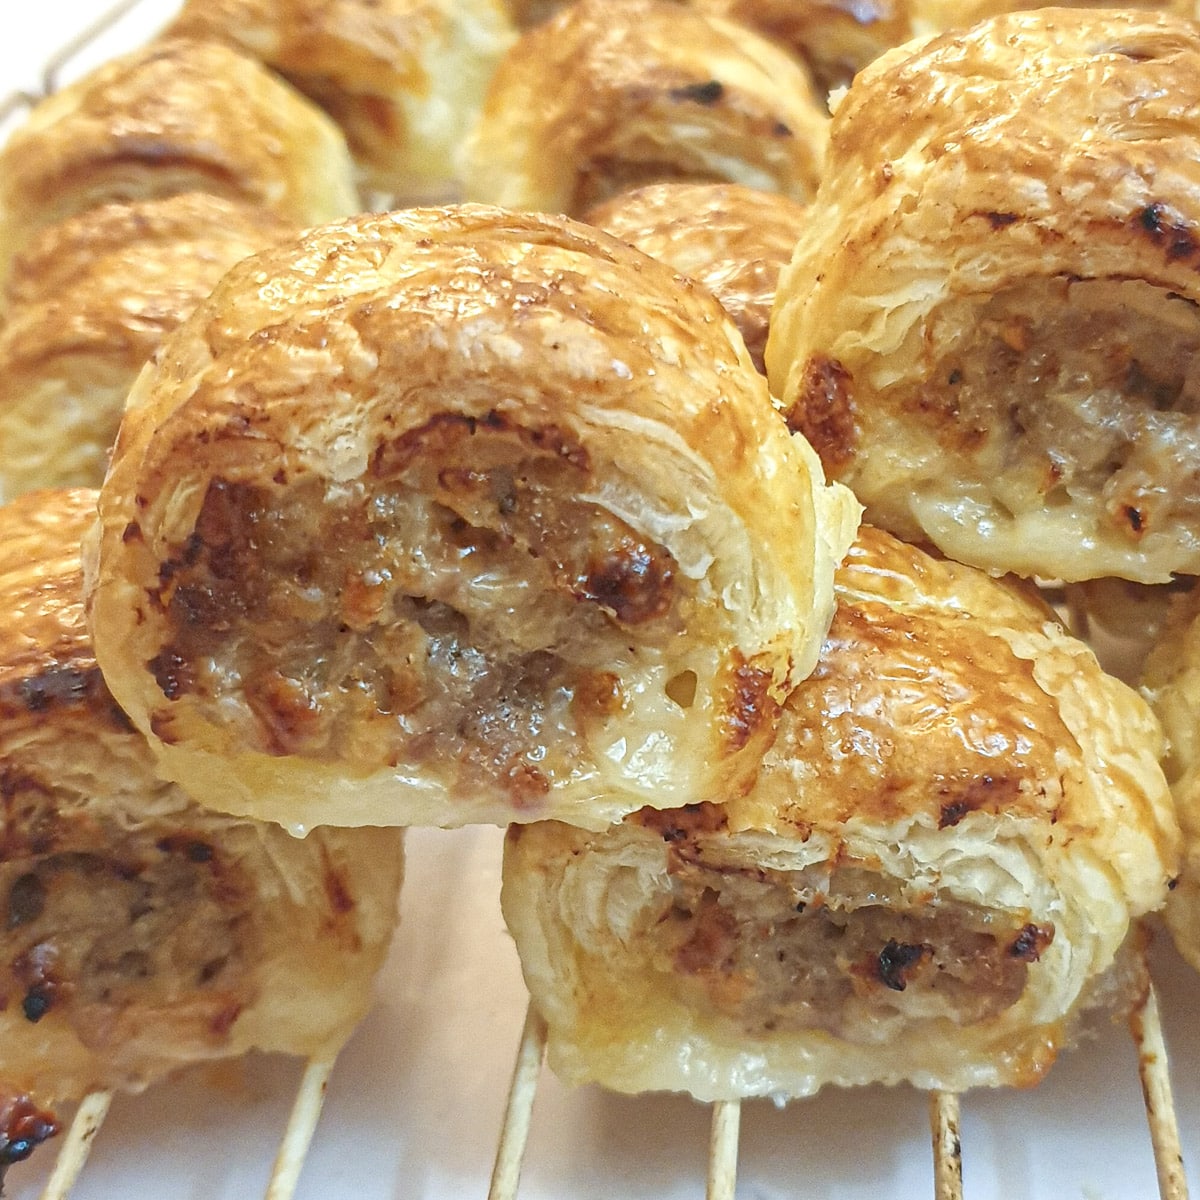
[684,0,916,94]
[0,37,359,281]
[0,194,297,503]
[503,526,1180,1100]
[83,203,860,834]
[0,488,404,1138]
[501,0,563,26]
[685,0,1200,95]
[584,181,807,375]
[1138,586,1200,975]
[768,9,1200,587]
[165,0,516,202]
[460,0,831,217]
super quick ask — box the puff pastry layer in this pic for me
[84,204,859,832]
[166,0,516,201]
[0,488,403,1116]
[0,37,358,281]
[768,9,1200,585]
[0,194,296,502]
[1139,586,1200,975]
[461,0,830,217]
[585,181,807,375]
[503,526,1179,1099]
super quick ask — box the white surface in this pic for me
[5,823,1199,1200]
[2,3,1198,1197]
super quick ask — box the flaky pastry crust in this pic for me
[460,0,830,217]
[503,526,1179,1100]
[0,194,297,502]
[0,37,358,282]
[0,488,403,1112]
[165,0,515,201]
[84,203,859,833]
[768,9,1200,585]
[1139,586,1200,975]
[584,181,807,375]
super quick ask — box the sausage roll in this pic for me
[460,0,830,217]
[1139,586,1200,975]
[0,489,404,1130]
[83,204,860,833]
[767,9,1200,586]
[0,194,297,502]
[584,181,807,375]
[0,37,358,282]
[502,526,1179,1100]
[684,0,1199,96]
[684,0,917,95]
[165,0,516,203]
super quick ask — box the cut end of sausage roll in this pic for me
[767,9,1200,585]
[84,203,860,833]
[0,194,298,502]
[1,488,404,1112]
[164,0,516,203]
[0,37,359,283]
[584,181,808,376]
[502,527,1179,1101]
[460,0,830,217]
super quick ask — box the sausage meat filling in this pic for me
[910,278,1200,541]
[648,859,1051,1040]
[2,828,256,1050]
[149,420,693,805]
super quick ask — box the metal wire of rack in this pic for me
[0,4,1196,1198]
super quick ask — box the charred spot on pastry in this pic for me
[15,666,102,713]
[1008,923,1054,962]
[121,520,143,544]
[980,210,1018,230]
[634,801,730,843]
[573,537,674,624]
[1137,203,1199,261]
[573,671,625,719]
[875,939,932,991]
[156,835,214,864]
[5,874,46,930]
[669,80,724,105]
[148,645,194,701]
[13,942,64,1022]
[786,354,856,473]
[937,774,1021,828]
[717,654,777,754]
[21,985,54,1023]
[0,1094,58,1171]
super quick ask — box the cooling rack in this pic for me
[2,4,1197,1198]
